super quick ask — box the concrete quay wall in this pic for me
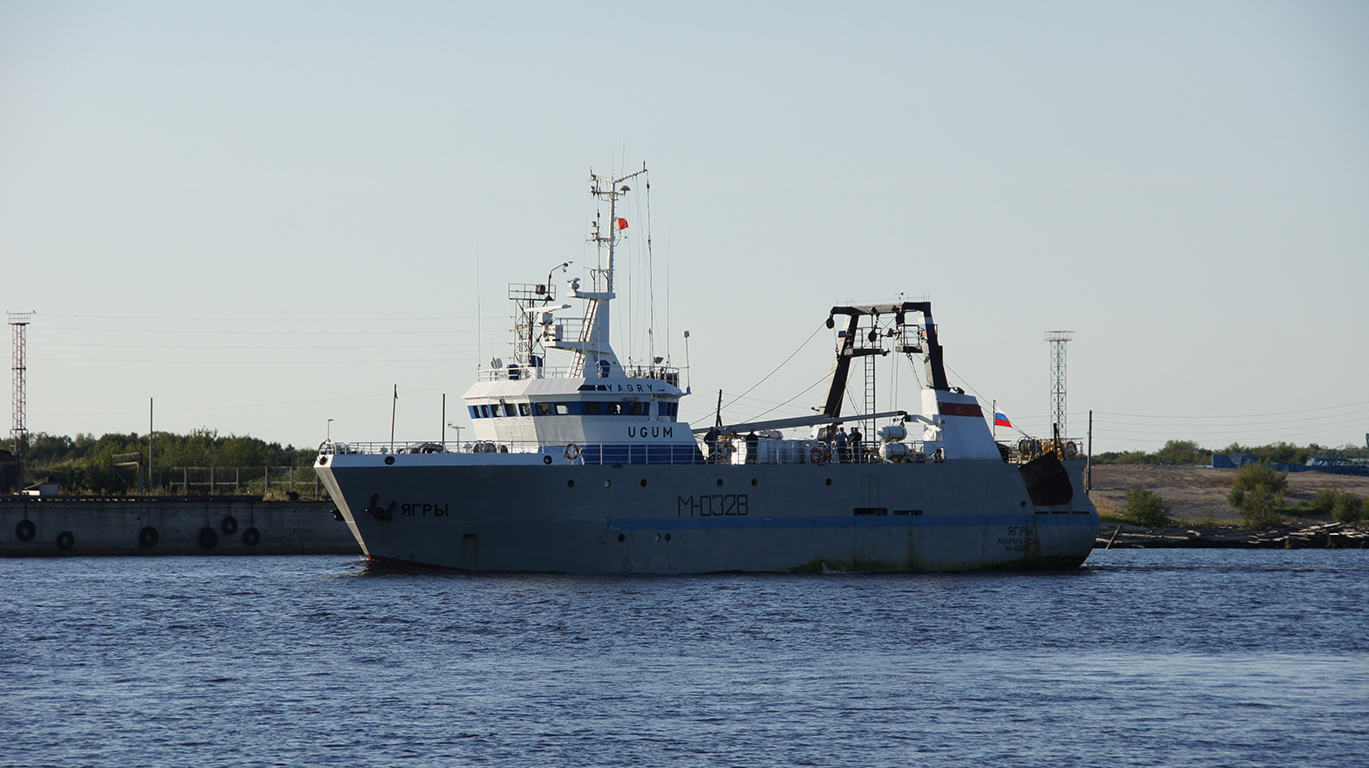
[1,496,359,557]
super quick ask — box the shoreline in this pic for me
[1094,519,1367,549]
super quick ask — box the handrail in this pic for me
[319,437,931,466]
[476,364,682,383]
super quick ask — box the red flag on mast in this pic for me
[616,217,629,230]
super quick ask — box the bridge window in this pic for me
[480,404,491,418]
[534,402,552,416]
[583,401,602,415]
[518,403,531,416]
[555,403,571,416]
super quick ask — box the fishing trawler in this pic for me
[314,166,1098,572]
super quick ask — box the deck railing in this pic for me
[476,364,682,386]
[319,438,937,466]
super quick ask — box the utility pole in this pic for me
[1087,409,1094,491]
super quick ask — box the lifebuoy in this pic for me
[221,515,239,535]
[15,519,36,542]
[564,443,581,462]
[1065,441,1078,459]
[56,530,74,550]
[139,526,158,548]
[198,527,219,550]
[242,527,261,546]
[809,446,827,465]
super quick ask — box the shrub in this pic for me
[1124,486,1171,528]
[1235,488,1284,530]
[1227,464,1289,529]
[1309,488,1340,514]
[1331,491,1364,525]
[1228,464,1287,509]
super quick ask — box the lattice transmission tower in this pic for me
[10,312,33,457]
[1045,330,1073,438]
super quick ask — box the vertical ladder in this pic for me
[862,334,877,451]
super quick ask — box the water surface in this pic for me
[3,550,1366,767]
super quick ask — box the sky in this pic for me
[2,0,1367,455]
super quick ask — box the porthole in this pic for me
[664,533,671,542]
[751,478,758,487]
[716,478,723,487]
[825,478,832,486]
[384,456,395,465]
[318,456,329,466]
[567,479,575,488]
[617,533,626,542]
[654,533,661,542]
[640,479,648,487]
[604,479,612,488]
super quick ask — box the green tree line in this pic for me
[15,429,317,494]
[1093,439,1368,466]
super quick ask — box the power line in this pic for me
[1093,400,1369,420]
[41,312,482,322]
[38,326,481,336]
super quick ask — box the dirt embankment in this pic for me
[1086,464,1369,523]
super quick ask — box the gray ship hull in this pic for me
[317,455,1098,573]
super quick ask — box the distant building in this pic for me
[23,474,59,497]
[0,450,19,492]
[1211,453,1258,469]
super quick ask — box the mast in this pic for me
[548,164,648,377]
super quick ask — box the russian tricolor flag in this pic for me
[994,410,1013,428]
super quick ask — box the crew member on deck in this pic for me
[704,426,720,464]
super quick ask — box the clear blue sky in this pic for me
[3,1,1367,453]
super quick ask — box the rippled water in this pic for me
[2,550,1366,767]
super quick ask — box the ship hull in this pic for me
[317,455,1098,573]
